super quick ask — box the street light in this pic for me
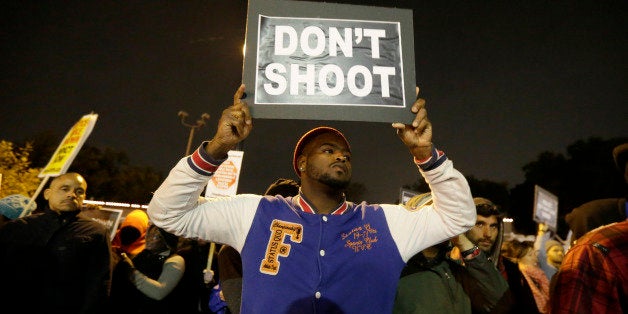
[178,110,215,279]
[178,111,210,156]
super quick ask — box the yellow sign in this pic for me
[39,113,98,177]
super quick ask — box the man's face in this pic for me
[300,133,352,189]
[466,215,499,253]
[547,245,564,265]
[44,174,87,212]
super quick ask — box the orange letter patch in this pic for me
[259,219,303,275]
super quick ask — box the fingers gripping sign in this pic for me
[208,84,253,159]
[392,86,433,160]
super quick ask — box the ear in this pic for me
[297,155,307,170]
[43,188,51,200]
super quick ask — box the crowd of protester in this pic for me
[0,84,625,314]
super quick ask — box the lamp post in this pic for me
[178,111,210,156]
[178,110,217,282]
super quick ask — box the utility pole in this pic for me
[178,111,210,156]
[178,110,218,282]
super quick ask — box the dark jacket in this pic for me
[0,208,112,314]
[501,258,540,314]
[394,251,509,314]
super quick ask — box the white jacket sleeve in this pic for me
[383,158,476,262]
[147,156,261,251]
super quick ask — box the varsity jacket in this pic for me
[148,142,475,314]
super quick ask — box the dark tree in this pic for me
[401,137,628,238]
[23,132,163,205]
[510,137,628,237]
[465,176,511,213]
[403,175,510,215]
[68,146,163,204]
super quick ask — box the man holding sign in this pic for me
[148,84,475,313]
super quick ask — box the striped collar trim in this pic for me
[294,193,348,215]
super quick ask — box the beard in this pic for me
[318,173,350,190]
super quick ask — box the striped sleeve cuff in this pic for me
[414,147,447,171]
[186,141,227,176]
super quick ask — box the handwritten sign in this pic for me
[39,113,98,177]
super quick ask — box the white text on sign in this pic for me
[263,25,396,98]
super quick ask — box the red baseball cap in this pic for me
[293,126,350,177]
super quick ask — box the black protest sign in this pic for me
[242,0,415,123]
[81,207,123,239]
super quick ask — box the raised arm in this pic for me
[148,84,260,247]
[385,87,476,260]
[452,233,510,313]
[205,84,252,159]
[392,87,432,161]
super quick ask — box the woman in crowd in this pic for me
[501,240,550,313]
[110,223,185,313]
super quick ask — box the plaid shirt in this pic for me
[550,220,628,313]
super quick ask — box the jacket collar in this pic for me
[293,192,349,215]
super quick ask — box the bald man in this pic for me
[0,172,113,314]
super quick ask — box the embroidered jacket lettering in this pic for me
[259,219,303,275]
[341,223,378,252]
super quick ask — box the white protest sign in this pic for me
[205,150,245,197]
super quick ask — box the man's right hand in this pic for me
[392,87,433,161]
[206,84,252,159]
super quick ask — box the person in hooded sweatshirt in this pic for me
[393,193,510,314]
[112,209,150,258]
[109,223,185,314]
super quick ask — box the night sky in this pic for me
[1,0,626,203]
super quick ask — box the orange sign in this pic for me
[205,150,244,197]
[211,160,238,189]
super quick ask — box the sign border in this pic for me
[242,0,416,124]
[533,185,559,232]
